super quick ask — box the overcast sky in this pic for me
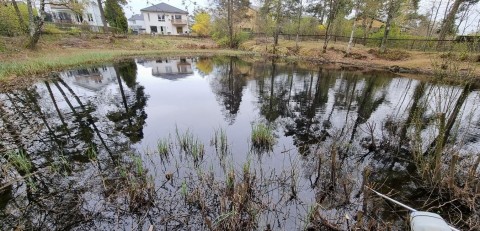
[124,0,209,18]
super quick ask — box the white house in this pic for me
[139,58,193,80]
[66,67,117,92]
[140,2,189,35]
[45,0,104,28]
[127,14,145,34]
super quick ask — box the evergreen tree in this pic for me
[104,0,128,32]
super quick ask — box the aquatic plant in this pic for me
[251,123,276,151]
[85,144,97,161]
[211,127,230,157]
[157,138,171,157]
[175,127,205,163]
[6,150,32,174]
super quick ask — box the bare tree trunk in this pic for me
[96,0,108,33]
[428,0,443,38]
[295,0,303,51]
[426,0,436,37]
[380,0,397,53]
[26,0,35,38]
[456,3,471,35]
[347,2,359,55]
[273,1,282,53]
[322,0,337,53]
[11,0,26,33]
[443,0,452,21]
[438,0,463,41]
[228,0,234,48]
[26,0,46,49]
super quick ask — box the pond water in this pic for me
[0,56,479,230]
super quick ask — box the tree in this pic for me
[0,1,30,36]
[22,0,84,49]
[192,11,211,36]
[25,0,46,49]
[379,0,419,52]
[380,0,402,53]
[96,0,108,32]
[438,0,479,41]
[322,0,350,53]
[259,0,301,52]
[293,0,303,50]
[212,0,250,48]
[347,0,361,55]
[260,0,286,51]
[358,0,383,44]
[104,0,128,33]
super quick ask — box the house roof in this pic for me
[140,2,188,14]
[128,14,144,21]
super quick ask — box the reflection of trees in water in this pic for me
[257,59,292,123]
[1,57,479,230]
[284,68,336,155]
[107,60,148,144]
[251,59,478,229]
[209,57,248,124]
[0,65,151,230]
[196,57,214,75]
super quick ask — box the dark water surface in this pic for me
[1,56,479,230]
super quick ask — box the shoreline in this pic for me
[1,35,477,89]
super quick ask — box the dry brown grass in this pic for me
[241,38,480,77]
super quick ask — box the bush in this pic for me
[68,27,82,35]
[213,31,251,48]
[0,3,32,36]
[42,23,65,34]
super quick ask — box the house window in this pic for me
[148,13,150,21]
[150,26,158,33]
[158,14,165,21]
[75,14,83,23]
[87,13,93,22]
[175,15,182,20]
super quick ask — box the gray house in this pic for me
[141,3,189,35]
[128,14,145,34]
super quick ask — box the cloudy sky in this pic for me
[124,0,209,18]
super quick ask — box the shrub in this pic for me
[42,23,65,34]
[0,2,32,36]
[251,124,276,151]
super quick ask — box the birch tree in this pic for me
[25,0,45,49]
[438,0,479,40]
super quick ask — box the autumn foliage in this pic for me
[192,12,211,36]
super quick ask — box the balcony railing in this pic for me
[171,19,187,25]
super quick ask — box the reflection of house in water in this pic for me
[139,58,193,80]
[68,67,117,91]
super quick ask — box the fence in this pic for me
[250,33,480,53]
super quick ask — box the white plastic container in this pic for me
[410,211,452,231]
